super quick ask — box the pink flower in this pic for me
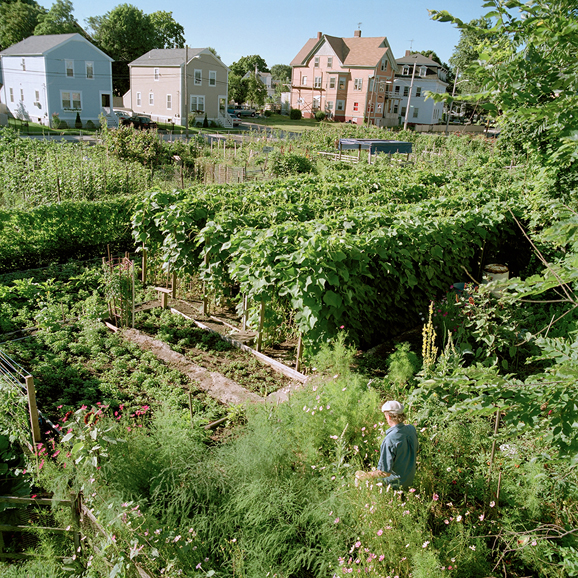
[334,518,340,524]
[379,555,384,561]
[433,493,439,501]
[377,529,383,536]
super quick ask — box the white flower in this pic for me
[456,515,462,522]
[422,541,430,548]
[490,501,495,508]
[469,545,476,551]
[446,467,451,472]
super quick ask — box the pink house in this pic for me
[290,31,399,126]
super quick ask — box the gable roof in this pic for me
[291,34,396,69]
[129,48,226,68]
[395,53,441,67]
[0,34,78,56]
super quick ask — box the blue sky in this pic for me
[73,0,488,68]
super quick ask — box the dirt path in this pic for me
[122,328,263,406]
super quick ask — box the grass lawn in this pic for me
[246,114,322,133]
[6,118,99,136]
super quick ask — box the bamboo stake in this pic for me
[202,251,209,316]
[141,246,147,285]
[295,333,303,372]
[242,294,248,331]
[256,299,265,352]
[171,272,177,299]
[25,376,41,446]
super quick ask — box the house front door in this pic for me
[219,97,226,115]
[101,93,111,108]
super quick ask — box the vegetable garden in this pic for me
[1,108,578,578]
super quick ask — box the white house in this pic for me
[242,71,278,100]
[0,34,115,127]
[393,51,448,125]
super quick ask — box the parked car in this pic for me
[120,115,157,130]
[114,109,132,121]
[227,107,256,118]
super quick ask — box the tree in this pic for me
[229,54,268,77]
[414,49,441,65]
[245,73,267,108]
[270,64,291,81]
[0,0,45,50]
[149,10,184,49]
[34,0,78,35]
[207,46,221,60]
[228,73,248,104]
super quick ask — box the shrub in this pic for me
[84,120,96,130]
[50,113,60,129]
[264,110,273,117]
[269,152,314,177]
[315,111,326,121]
[290,108,302,120]
[74,112,82,129]
[57,120,68,130]
[203,114,209,128]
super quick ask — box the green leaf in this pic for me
[323,290,343,309]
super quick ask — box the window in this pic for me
[339,77,346,89]
[403,86,409,97]
[419,66,427,77]
[136,92,142,107]
[190,95,205,113]
[65,60,74,78]
[402,66,409,75]
[353,102,359,111]
[313,96,320,109]
[154,68,159,81]
[101,93,110,107]
[302,75,307,86]
[401,106,407,116]
[314,56,319,67]
[194,69,202,85]
[326,101,333,110]
[394,85,400,94]
[34,90,40,102]
[167,94,172,109]
[21,58,26,71]
[369,78,374,92]
[61,91,81,110]
[149,92,154,106]
[329,77,336,89]
[379,81,385,92]
[327,57,333,69]
[314,76,322,88]
[20,89,24,101]
[416,87,422,97]
[354,78,363,90]
[381,58,386,71]
[86,61,94,79]
[336,100,345,111]
[9,88,14,103]
[413,108,419,118]
[393,103,398,113]
[209,70,216,86]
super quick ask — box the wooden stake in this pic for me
[141,247,147,285]
[256,299,265,352]
[242,294,248,331]
[25,376,41,446]
[295,333,303,372]
[202,251,209,316]
[171,272,177,299]
[72,494,81,558]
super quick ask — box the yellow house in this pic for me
[124,48,230,127]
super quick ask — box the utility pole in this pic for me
[184,45,189,140]
[445,67,459,135]
[403,60,417,130]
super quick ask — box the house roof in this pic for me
[129,48,220,67]
[395,53,441,67]
[0,33,113,61]
[291,34,394,69]
[0,34,78,56]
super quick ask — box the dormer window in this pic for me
[402,66,410,75]
[419,66,427,77]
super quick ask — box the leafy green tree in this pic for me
[34,0,78,35]
[228,73,248,104]
[270,64,291,81]
[206,46,221,60]
[414,49,441,65]
[149,10,184,49]
[0,0,45,50]
[229,54,268,77]
[245,73,267,108]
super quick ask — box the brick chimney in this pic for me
[405,50,411,57]
[317,31,322,40]
[354,30,361,37]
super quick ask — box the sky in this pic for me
[72,0,489,68]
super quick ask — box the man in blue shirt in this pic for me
[356,400,418,490]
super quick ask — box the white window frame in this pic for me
[9,88,14,103]
[314,56,319,68]
[419,66,427,77]
[314,76,322,88]
[354,78,363,90]
[327,57,333,69]
[329,77,336,89]
[416,87,422,97]
[336,100,345,111]
[149,92,154,106]
[166,94,172,110]
[413,107,419,118]
[154,68,159,81]
[326,100,334,110]
[402,66,410,75]
[61,90,82,110]
[85,61,94,80]
[401,106,407,116]
[136,92,142,107]
[369,78,374,92]
[65,59,74,78]
[313,96,320,109]
[302,75,307,86]
[403,86,409,97]
[353,102,359,112]
[393,103,399,113]
[209,70,216,87]
[190,95,205,113]
[394,85,400,94]
[338,77,346,89]
[194,69,202,86]
[34,90,40,103]
[381,58,386,71]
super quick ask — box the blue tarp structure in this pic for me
[338,139,412,155]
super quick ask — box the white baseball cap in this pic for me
[381,400,405,414]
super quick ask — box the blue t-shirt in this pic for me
[377,423,418,489]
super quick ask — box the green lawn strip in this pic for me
[135,308,288,396]
[244,114,321,132]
